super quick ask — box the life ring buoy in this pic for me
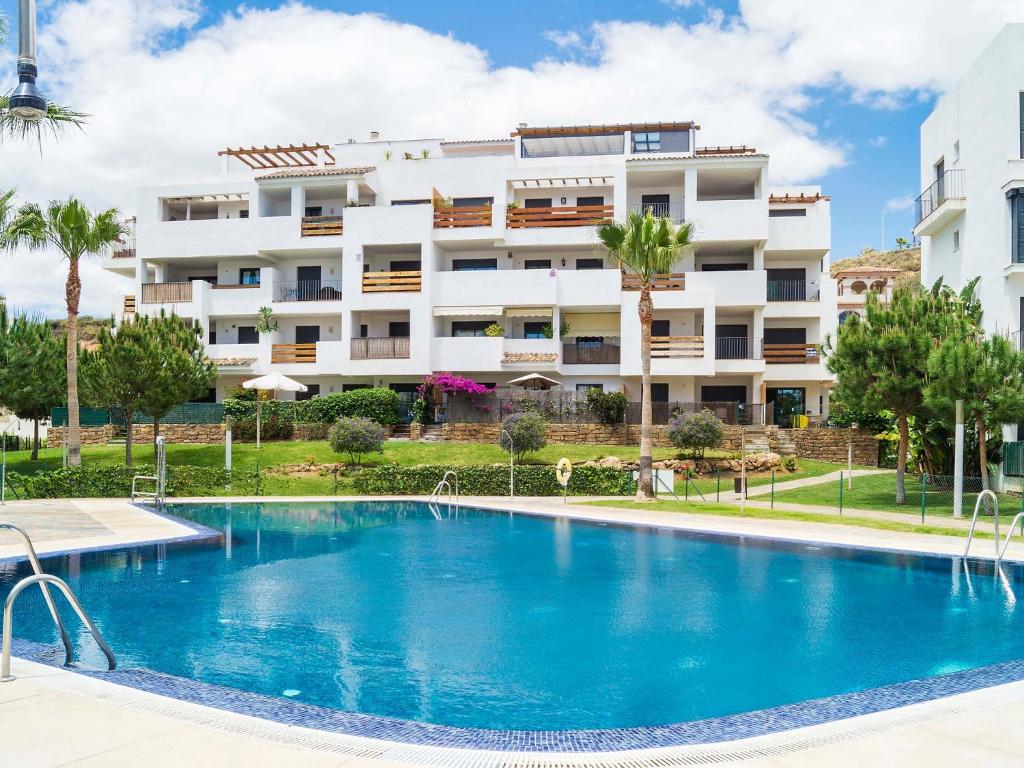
[556,458,573,487]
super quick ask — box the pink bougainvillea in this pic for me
[420,372,494,395]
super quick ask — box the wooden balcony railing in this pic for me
[123,295,136,314]
[300,215,343,237]
[350,336,411,360]
[362,270,422,293]
[763,343,820,363]
[271,343,317,363]
[621,273,686,291]
[562,341,621,364]
[141,282,192,304]
[506,203,613,228]
[433,205,492,228]
[111,246,136,259]
[651,336,704,358]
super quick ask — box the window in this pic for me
[632,131,661,153]
[524,259,551,270]
[1020,92,1024,159]
[953,140,960,163]
[524,198,552,209]
[576,196,604,208]
[768,208,807,218]
[1011,190,1024,264]
[359,324,368,338]
[651,319,670,337]
[239,268,260,285]
[650,383,669,403]
[304,206,323,217]
[452,258,498,271]
[451,321,492,337]
[764,328,806,344]
[343,383,370,391]
[237,326,258,344]
[576,257,604,270]
[389,321,411,337]
[296,384,320,402]
[389,259,420,272]
[295,325,320,344]
[576,383,603,392]
[239,209,249,219]
[452,197,494,207]
[391,199,431,206]
[953,229,960,251]
[640,194,670,217]
[700,262,749,272]
[523,322,548,339]
[208,329,217,344]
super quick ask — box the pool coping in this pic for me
[8,496,1024,756]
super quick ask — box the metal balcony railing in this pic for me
[351,336,411,359]
[715,336,754,360]
[273,280,342,302]
[628,202,685,222]
[767,280,819,302]
[562,339,621,364]
[915,169,965,225]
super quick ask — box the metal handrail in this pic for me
[998,512,1024,562]
[0,522,73,665]
[440,471,459,506]
[131,474,159,501]
[964,490,1000,559]
[131,436,166,506]
[1,573,116,682]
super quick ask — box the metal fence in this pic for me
[51,403,224,426]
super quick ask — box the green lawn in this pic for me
[673,458,857,498]
[771,471,1022,521]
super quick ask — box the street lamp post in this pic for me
[10,0,47,120]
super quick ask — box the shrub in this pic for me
[224,387,400,426]
[233,414,294,442]
[329,416,386,464]
[5,464,236,499]
[666,409,725,459]
[411,397,429,424]
[498,411,547,461]
[484,323,504,338]
[782,455,798,471]
[586,389,628,425]
[353,464,634,496]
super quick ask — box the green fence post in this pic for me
[920,473,927,524]
[716,470,721,502]
[333,467,339,495]
[685,471,689,500]
[838,471,843,516]
[771,470,775,510]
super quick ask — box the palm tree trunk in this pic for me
[153,416,160,449]
[895,413,909,504]
[66,257,82,466]
[125,409,133,466]
[31,418,39,461]
[637,285,654,501]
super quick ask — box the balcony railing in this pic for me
[506,203,613,228]
[915,169,965,225]
[651,336,703,358]
[351,336,411,360]
[621,273,686,291]
[763,342,820,363]
[110,244,136,259]
[123,295,136,314]
[767,280,819,302]
[141,282,192,304]
[273,280,342,302]
[300,215,343,237]
[628,202,684,222]
[362,270,422,293]
[715,337,754,360]
[562,340,621,364]
[271,343,317,364]
[433,205,493,228]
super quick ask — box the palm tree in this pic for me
[2,199,126,465]
[598,211,696,500]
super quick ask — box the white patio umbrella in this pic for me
[505,373,562,390]
[242,373,308,448]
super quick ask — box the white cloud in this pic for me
[868,135,888,148]
[1,1,1022,315]
[543,29,583,49]
[885,195,916,212]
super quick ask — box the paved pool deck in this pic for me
[2,496,1024,766]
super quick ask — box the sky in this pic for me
[1,0,1022,317]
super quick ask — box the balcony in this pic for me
[715,337,754,360]
[562,339,621,364]
[351,336,411,360]
[273,280,342,302]
[914,169,965,234]
[300,215,343,237]
[362,270,422,293]
[621,273,686,292]
[651,336,703,358]
[141,282,192,304]
[763,343,821,363]
[506,203,613,229]
[767,280,819,302]
[123,295,136,315]
[628,202,684,222]
[271,343,317,364]
[433,205,492,228]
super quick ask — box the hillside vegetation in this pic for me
[830,245,920,288]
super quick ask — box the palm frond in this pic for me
[597,211,696,282]
[0,95,88,145]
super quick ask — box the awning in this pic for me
[563,312,620,337]
[505,307,553,318]
[432,305,503,317]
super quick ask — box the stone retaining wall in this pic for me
[786,427,878,465]
[47,425,114,445]
[49,423,224,445]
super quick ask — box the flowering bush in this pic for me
[484,323,505,337]
[420,372,494,395]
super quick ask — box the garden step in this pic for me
[419,425,445,442]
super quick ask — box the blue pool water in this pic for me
[2,501,1024,733]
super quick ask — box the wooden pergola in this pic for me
[217,143,336,170]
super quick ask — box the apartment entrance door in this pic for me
[766,387,806,428]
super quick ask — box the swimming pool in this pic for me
[3,501,1024,750]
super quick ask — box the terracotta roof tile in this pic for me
[255,166,374,181]
[501,352,559,364]
[213,357,257,367]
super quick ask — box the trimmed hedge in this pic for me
[5,464,244,499]
[352,464,635,496]
[223,387,399,426]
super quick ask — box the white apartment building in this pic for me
[105,121,836,426]
[835,267,898,323]
[917,24,1024,341]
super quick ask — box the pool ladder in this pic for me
[131,436,167,507]
[0,521,115,682]
[962,489,1024,564]
[428,471,459,519]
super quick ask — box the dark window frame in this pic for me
[451,258,498,272]
[237,326,259,345]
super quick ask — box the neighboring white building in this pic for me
[917,24,1024,341]
[105,121,836,425]
[835,267,898,323]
